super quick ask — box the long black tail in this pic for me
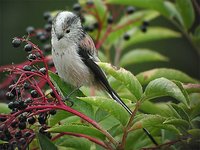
[108,87,132,115]
[107,87,158,146]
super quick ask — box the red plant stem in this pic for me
[118,101,141,150]
[111,18,141,33]
[52,132,110,149]
[96,26,112,49]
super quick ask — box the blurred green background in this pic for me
[0,0,199,79]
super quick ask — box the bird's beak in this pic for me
[56,34,64,41]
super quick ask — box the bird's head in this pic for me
[52,11,84,41]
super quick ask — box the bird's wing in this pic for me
[78,34,132,115]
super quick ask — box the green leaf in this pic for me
[49,110,72,126]
[37,133,58,150]
[0,103,11,114]
[106,0,171,17]
[59,137,91,150]
[140,101,172,117]
[143,77,189,107]
[98,62,143,99]
[120,49,168,67]
[49,71,94,118]
[188,129,200,138]
[48,123,106,140]
[136,68,197,85]
[78,96,129,125]
[99,115,121,130]
[163,1,183,21]
[122,27,181,49]
[176,0,195,29]
[0,140,8,144]
[131,114,180,134]
[163,118,190,129]
[168,103,190,121]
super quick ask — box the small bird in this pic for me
[51,11,158,146]
[51,11,132,114]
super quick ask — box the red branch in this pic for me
[52,132,108,149]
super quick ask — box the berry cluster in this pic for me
[0,36,59,149]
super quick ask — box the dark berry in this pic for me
[13,101,19,108]
[23,82,30,90]
[123,33,130,41]
[18,115,27,122]
[49,109,56,115]
[11,108,18,114]
[31,69,36,72]
[36,31,44,39]
[10,140,17,146]
[126,6,135,14]
[24,131,31,137]
[12,38,21,48]
[48,60,54,67]
[142,21,149,26]
[24,98,32,104]
[39,127,46,134]
[28,53,37,61]
[11,121,18,128]
[87,25,94,32]
[44,23,51,32]
[39,35,47,42]
[18,103,27,110]
[18,122,26,130]
[107,16,113,24]
[48,17,53,24]
[26,26,35,34]
[73,3,81,11]
[6,92,15,100]
[8,102,14,109]
[45,132,52,139]
[38,114,46,125]
[15,131,22,139]
[50,90,56,98]
[24,44,33,52]
[80,16,85,23]
[86,0,94,6]
[0,117,7,122]
[31,90,38,98]
[39,67,46,75]
[43,44,51,52]
[28,117,36,125]
[84,26,90,32]
[93,22,99,29]
[140,25,147,32]
[23,65,32,71]
[43,11,51,20]
[4,129,12,140]
[19,138,26,145]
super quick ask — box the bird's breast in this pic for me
[52,38,92,87]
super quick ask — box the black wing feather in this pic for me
[78,47,132,115]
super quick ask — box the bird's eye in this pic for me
[66,29,70,33]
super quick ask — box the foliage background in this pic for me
[0,0,199,79]
[0,0,200,150]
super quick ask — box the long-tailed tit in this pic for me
[51,11,132,114]
[51,11,158,146]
